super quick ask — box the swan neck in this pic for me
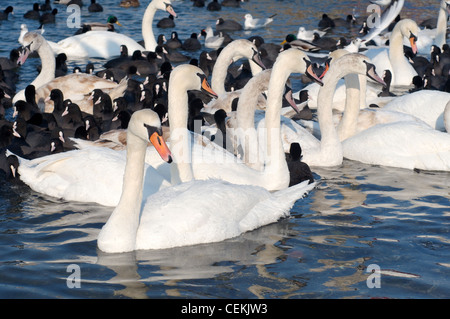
[168,80,194,184]
[34,40,56,88]
[263,62,289,173]
[142,2,157,51]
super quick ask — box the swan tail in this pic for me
[108,76,129,101]
[239,180,316,233]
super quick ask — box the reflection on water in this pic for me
[0,0,450,299]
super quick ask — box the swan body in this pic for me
[364,19,419,87]
[11,146,170,207]
[47,0,176,59]
[204,39,266,113]
[47,31,145,59]
[342,121,450,171]
[381,90,450,131]
[13,32,127,114]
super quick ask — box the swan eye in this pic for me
[409,32,417,42]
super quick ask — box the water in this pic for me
[0,0,449,300]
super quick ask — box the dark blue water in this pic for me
[0,0,449,300]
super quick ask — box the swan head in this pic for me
[276,48,323,87]
[170,64,218,99]
[323,53,386,87]
[441,0,450,15]
[229,39,266,70]
[393,19,419,54]
[17,32,44,66]
[128,109,173,163]
[154,0,177,18]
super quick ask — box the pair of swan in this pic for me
[203,39,267,114]
[47,0,176,59]
[13,32,128,114]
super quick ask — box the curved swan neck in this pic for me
[34,39,56,88]
[97,131,147,253]
[211,45,235,95]
[142,2,158,51]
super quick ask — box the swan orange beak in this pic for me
[149,130,173,163]
[165,4,177,18]
[201,77,218,99]
[409,33,418,55]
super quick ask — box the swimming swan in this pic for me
[364,19,419,87]
[47,0,177,59]
[97,101,315,253]
[13,32,128,114]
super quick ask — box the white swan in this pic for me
[211,39,266,97]
[381,90,450,131]
[47,0,176,59]
[364,19,419,87]
[9,111,173,207]
[13,32,127,114]
[97,98,315,253]
[342,119,450,171]
[168,52,314,191]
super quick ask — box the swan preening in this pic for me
[47,0,176,59]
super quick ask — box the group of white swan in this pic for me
[47,0,177,59]
[7,0,450,253]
